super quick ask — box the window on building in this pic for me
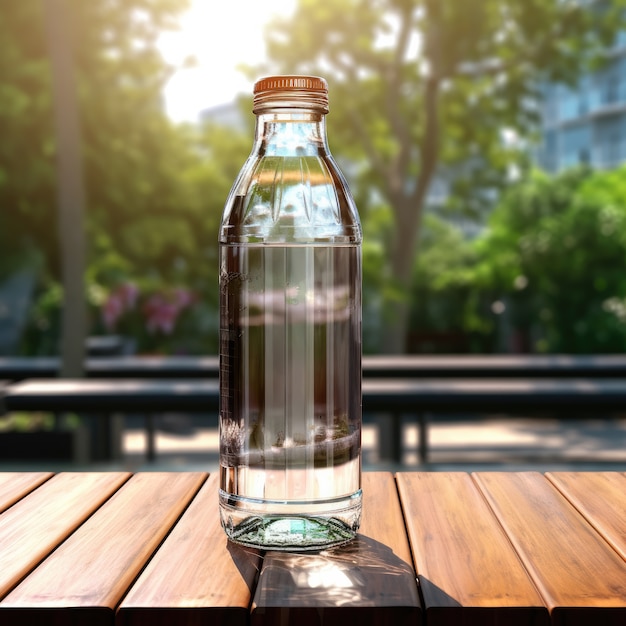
[560,124,591,169]
[594,115,624,168]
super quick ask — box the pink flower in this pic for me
[102,283,195,337]
[101,282,139,331]
[118,282,139,310]
[173,287,194,309]
[102,294,124,331]
[143,294,179,335]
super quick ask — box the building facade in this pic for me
[537,31,626,172]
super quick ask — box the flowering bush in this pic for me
[100,281,198,353]
[101,282,140,331]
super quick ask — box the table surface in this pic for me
[0,471,624,626]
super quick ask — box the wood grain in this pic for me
[251,472,422,626]
[117,473,261,626]
[2,470,624,626]
[546,472,626,562]
[474,472,626,624]
[0,472,130,600]
[0,472,206,626]
[397,472,548,626]
[0,472,53,513]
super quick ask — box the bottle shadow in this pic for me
[236,533,423,625]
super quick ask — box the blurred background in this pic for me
[2,0,626,468]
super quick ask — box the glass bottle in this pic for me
[218,75,362,550]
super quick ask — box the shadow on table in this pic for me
[227,541,262,595]
[251,534,421,624]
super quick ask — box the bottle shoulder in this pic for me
[220,154,361,244]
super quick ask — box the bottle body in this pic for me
[218,77,362,550]
[219,241,361,548]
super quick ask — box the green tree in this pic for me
[474,167,626,353]
[408,214,483,353]
[1,0,190,276]
[1,0,245,355]
[51,112,250,356]
[255,0,625,352]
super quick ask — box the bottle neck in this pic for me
[253,110,329,157]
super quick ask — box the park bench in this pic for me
[2,375,626,463]
[4,353,626,380]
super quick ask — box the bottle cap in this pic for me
[253,75,329,114]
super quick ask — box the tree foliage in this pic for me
[474,166,626,353]
[1,0,189,275]
[0,0,251,354]
[255,0,626,351]
[408,214,482,353]
[390,166,626,354]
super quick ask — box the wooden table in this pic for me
[0,472,624,625]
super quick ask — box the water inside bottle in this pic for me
[219,243,362,549]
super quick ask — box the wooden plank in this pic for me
[251,472,422,626]
[0,472,207,626]
[0,473,53,514]
[362,378,626,412]
[0,472,130,601]
[474,472,626,625]
[546,472,626,562]
[3,379,219,412]
[10,376,626,415]
[5,354,626,380]
[396,472,548,626]
[117,473,261,626]
[87,355,220,378]
[362,354,626,378]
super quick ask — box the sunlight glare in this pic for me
[158,0,296,122]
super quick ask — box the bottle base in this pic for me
[219,490,362,551]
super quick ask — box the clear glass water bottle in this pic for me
[218,75,362,550]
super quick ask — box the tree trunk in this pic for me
[382,195,424,353]
[44,0,87,377]
[382,71,441,354]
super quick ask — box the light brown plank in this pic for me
[397,472,548,626]
[546,472,626,562]
[0,472,130,600]
[117,473,261,626]
[0,472,53,513]
[0,472,207,626]
[251,472,422,626]
[475,472,626,624]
